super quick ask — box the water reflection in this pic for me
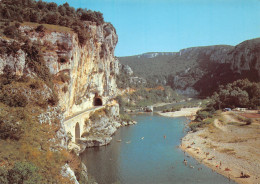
[81,137,121,183]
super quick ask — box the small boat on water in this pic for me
[117,140,122,142]
[141,137,144,140]
[126,141,131,144]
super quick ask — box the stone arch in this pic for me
[75,122,80,143]
[94,93,103,106]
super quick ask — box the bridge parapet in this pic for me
[64,106,104,143]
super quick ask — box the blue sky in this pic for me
[43,0,260,56]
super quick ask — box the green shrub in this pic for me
[202,118,213,125]
[43,12,59,25]
[100,43,106,58]
[189,119,212,132]
[89,109,106,121]
[171,107,181,112]
[47,93,59,106]
[189,122,200,132]
[73,27,90,46]
[6,41,21,56]
[120,113,132,122]
[29,80,41,89]
[35,25,46,32]
[211,79,260,109]
[0,90,28,107]
[0,166,8,184]
[195,110,211,122]
[245,118,253,125]
[57,72,70,83]
[67,132,72,143]
[7,162,43,184]
[14,22,20,28]
[17,75,31,83]
[0,118,23,140]
[3,25,18,38]
[23,41,53,88]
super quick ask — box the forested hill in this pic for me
[119,45,231,78]
[118,38,260,96]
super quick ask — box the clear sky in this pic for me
[43,0,260,56]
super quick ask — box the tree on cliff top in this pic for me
[0,0,109,45]
[0,0,104,25]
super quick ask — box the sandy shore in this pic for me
[180,117,260,184]
[157,107,201,118]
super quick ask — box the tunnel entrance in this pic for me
[94,93,103,106]
[75,122,80,143]
[94,98,102,106]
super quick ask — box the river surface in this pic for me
[80,114,236,184]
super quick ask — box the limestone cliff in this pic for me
[0,21,122,183]
[17,22,119,116]
[119,38,260,96]
[0,21,120,142]
[229,38,260,76]
[0,1,124,183]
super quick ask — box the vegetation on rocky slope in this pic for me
[118,45,232,89]
[0,70,84,183]
[0,0,114,45]
[116,86,184,112]
[116,63,186,112]
[0,0,105,183]
[119,38,260,96]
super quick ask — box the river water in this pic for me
[80,114,236,184]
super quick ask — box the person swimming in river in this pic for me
[183,159,187,166]
[164,135,166,139]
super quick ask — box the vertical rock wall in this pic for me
[0,22,119,118]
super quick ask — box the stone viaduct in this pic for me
[63,95,105,143]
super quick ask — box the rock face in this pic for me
[0,22,122,184]
[80,103,121,149]
[119,38,260,96]
[144,106,153,112]
[61,164,80,184]
[0,22,119,116]
[140,52,177,58]
[117,63,147,89]
[25,23,118,117]
[121,64,133,75]
[229,38,260,76]
[0,21,121,153]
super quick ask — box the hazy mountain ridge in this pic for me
[118,38,260,96]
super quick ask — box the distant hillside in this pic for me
[119,45,231,78]
[118,38,260,96]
